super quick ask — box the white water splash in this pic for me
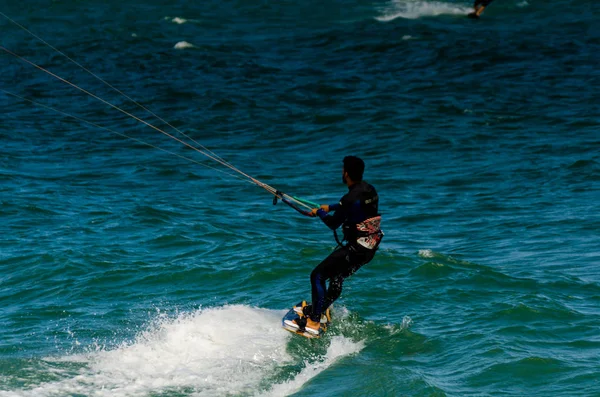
[164,16,188,24]
[418,249,436,258]
[174,41,195,49]
[376,0,472,21]
[401,315,414,330]
[264,336,364,396]
[383,315,413,334]
[172,17,188,24]
[0,305,365,397]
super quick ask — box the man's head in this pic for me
[342,156,365,185]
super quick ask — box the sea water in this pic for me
[1,0,599,395]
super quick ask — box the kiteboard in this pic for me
[282,301,331,339]
[467,12,479,19]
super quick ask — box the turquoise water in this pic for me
[1,0,599,395]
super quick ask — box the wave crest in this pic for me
[376,0,472,21]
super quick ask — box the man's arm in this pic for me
[314,201,347,230]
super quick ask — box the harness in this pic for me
[335,190,383,249]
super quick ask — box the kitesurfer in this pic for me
[284,156,383,335]
[469,0,494,18]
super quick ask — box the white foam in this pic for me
[418,249,435,258]
[401,315,414,330]
[0,305,366,397]
[384,315,414,332]
[517,1,529,7]
[264,336,364,396]
[0,306,290,397]
[172,17,188,24]
[376,0,472,21]
[174,41,195,50]
[164,16,188,24]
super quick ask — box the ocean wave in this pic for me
[173,41,195,50]
[409,261,455,278]
[376,0,472,21]
[0,305,365,397]
[164,16,188,25]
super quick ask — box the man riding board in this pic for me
[284,156,384,335]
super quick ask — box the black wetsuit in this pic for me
[309,181,383,322]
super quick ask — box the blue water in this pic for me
[1,0,599,396]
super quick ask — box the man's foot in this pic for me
[321,308,331,324]
[294,305,330,324]
[293,302,311,316]
[284,317,320,335]
[284,317,306,330]
[304,318,321,335]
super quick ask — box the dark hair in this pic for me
[343,156,365,181]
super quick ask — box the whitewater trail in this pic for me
[376,0,472,21]
[0,305,364,397]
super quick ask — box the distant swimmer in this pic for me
[468,0,494,18]
[283,156,384,336]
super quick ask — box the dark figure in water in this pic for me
[283,156,384,335]
[469,0,494,18]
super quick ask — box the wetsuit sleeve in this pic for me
[328,203,341,212]
[316,200,348,230]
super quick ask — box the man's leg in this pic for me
[285,248,353,334]
[322,246,377,310]
[310,248,349,323]
[322,275,343,312]
[474,0,493,16]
